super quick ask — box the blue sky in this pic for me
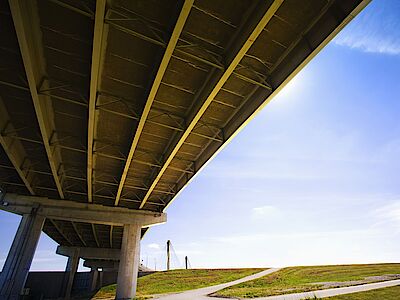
[1,0,400,271]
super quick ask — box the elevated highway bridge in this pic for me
[0,0,369,298]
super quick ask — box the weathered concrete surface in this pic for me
[57,246,120,261]
[64,248,80,299]
[154,268,281,300]
[2,194,167,227]
[115,224,141,300]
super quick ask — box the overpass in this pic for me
[0,0,369,299]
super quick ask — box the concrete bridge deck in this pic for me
[0,0,370,298]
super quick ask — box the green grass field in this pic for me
[214,263,400,298]
[92,268,264,299]
[324,285,400,300]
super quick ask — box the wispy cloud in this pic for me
[373,201,400,231]
[211,228,381,245]
[334,0,400,55]
[252,205,281,219]
[147,243,161,250]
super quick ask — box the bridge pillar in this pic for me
[115,224,141,300]
[63,248,80,299]
[90,268,99,292]
[0,210,45,300]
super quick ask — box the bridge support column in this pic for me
[63,248,80,299]
[90,268,99,292]
[115,224,141,300]
[0,210,45,300]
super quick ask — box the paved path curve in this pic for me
[249,279,400,300]
[154,270,400,300]
[153,268,281,300]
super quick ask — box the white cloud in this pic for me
[374,201,400,231]
[211,228,380,245]
[252,205,280,218]
[334,0,400,55]
[147,243,160,250]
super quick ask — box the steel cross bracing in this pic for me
[25,1,273,104]
[0,0,370,215]
[1,0,320,209]
[137,0,284,209]
[114,0,195,206]
[0,98,36,194]
[0,78,224,149]
[9,0,68,199]
[104,7,274,92]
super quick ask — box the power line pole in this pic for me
[185,256,188,269]
[166,240,171,271]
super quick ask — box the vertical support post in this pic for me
[98,270,103,290]
[115,224,141,300]
[64,248,80,299]
[0,211,45,299]
[185,256,188,270]
[166,240,171,271]
[90,268,99,292]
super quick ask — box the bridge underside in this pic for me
[0,0,369,299]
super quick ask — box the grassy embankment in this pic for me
[215,263,400,298]
[93,268,264,299]
[324,285,400,300]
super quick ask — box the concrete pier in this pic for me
[1,194,166,299]
[0,211,45,299]
[63,248,80,299]
[115,224,141,300]
[90,268,99,292]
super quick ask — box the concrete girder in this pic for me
[105,11,273,91]
[9,0,65,199]
[71,222,87,247]
[83,259,119,270]
[161,0,372,211]
[139,0,284,209]
[114,0,194,206]
[49,219,73,246]
[0,98,36,195]
[57,246,120,261]
[1,193,167,227]
[87,0,107,203]
[92,224,100,247]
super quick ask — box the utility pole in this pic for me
[166,240,171,271]
[185,256,188,269]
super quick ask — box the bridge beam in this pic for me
[83,259,119,270]
[9,0,66,199]
[139,0,284,209]
[87,0,107,203]
[114,0,194,206]
[0,98,36,195]
[0,210,45,299]
[1,193,166,227]
[57,246,120,261]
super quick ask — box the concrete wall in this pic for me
[24,271,66,299]
[0,270,154,299]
